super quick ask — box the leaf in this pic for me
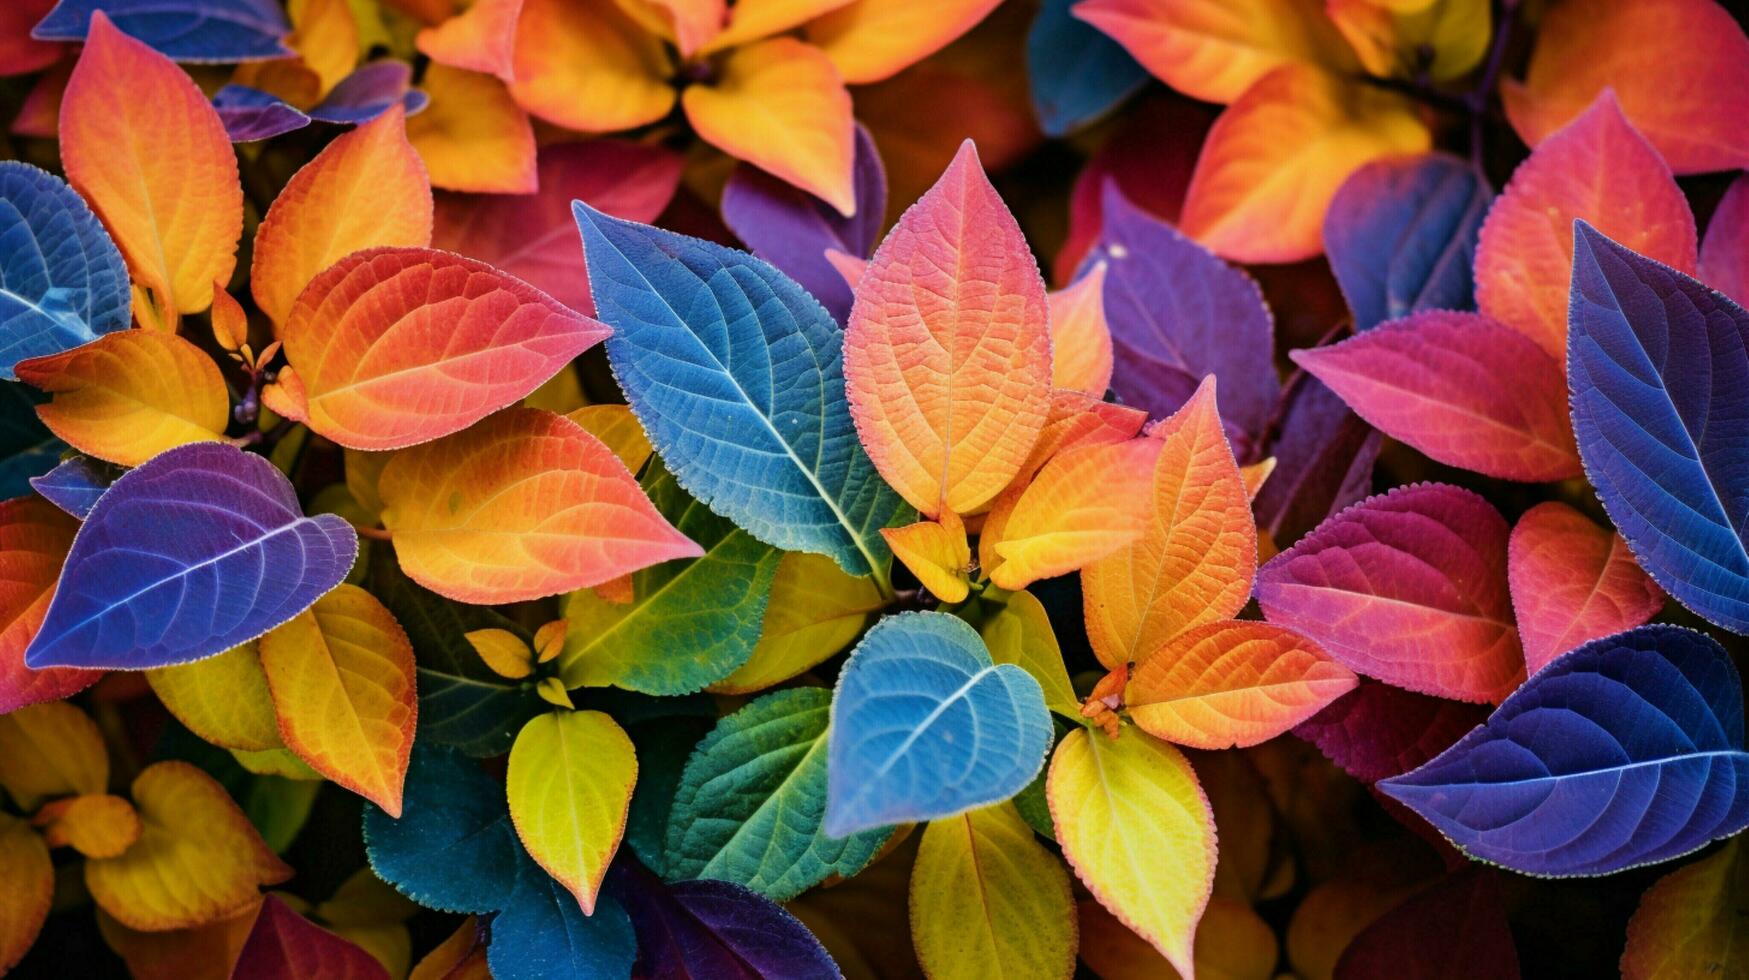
[1046,262,1115,396]
[378,408,699,604]
[1179,63,1431,264]
[1325,0,1490,82]
[259,584,417,815]
[230,894,388,980]
[85,761,291,931]
[1126,620,1357,750]
[212,84,311,142]
[615,863,843,980]
[0,161,130,379]
[987,436,1162,590]
[507,710,637,915]
[488,849,637,980]
[364,746,521,915]
[250,104,432,327]
[1048,724,1215,977]
[1085,183,1278,456]
[558,460,780,694]
[405,64,537,194]
[416,0,520,79]
[1622,837,1749,980]
[804,0,1002,84]
[708,551,885,695]
[16,328,230,466]
[33,0,292,61]
[844,140,1052,517]
[910,801,1076,980]
[1568,224,1749,634]
[0,700,107,809]
[1082,379,1255,670]
[264,248,608,451]
[1501,0,1749,175]
[1026,0,1148,136]
[1701,173,1749,307]
[0,496,97,713]
[0,813,51,974]
[824,611,1052,835]
[574,203,908,579]
[146,642,282,752]
[1291,311,1581,482]
[1322,152,1491,332]
[1473,91,1696,361]
[1508,502,1664,675]
[26,442,357,670]
[0,0,59,76]
[567,404,654,474]
[665,688,891,901]
[1256,483,1524,703]
[683,38,856,218]
[59,12,241,320]
[304,62,428,125]
[980,588,1080,723]
[507,0,674,133]
[36,793,141,858]
[882,512,973,604]
[1292,679,1488,784]
[1333,870,1520,980]
[1252,373,1380,546]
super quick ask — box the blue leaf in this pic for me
[490,850,637,980]
[212,84,311,142]
[306,61,428,124]
[614,865,843,980]
[574,203,908,580]
[32,0,290,62]
[1026,0,1148,137]
[24,442,358,670]
[30,455,111,519]
[0,162,130,380]
[1567,222,1749,633]
[1324,153,1491,331]
[364,745,521,914]
[1380,625,1749,876]
[825,612,1051,837]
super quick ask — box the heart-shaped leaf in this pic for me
[34,0,292,61]
[0,162,129,379]
[1508,502,1664,674]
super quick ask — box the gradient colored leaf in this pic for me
[230,894,388,980]
[1082,379,1255,670]
[805,0,1001,84]
[616,866,841,980]
[266,248,607,450]
[1473,91,1696,361]
[258,584,417,815]
[489,848,636,980]
[85,761,291,931]
[1568,224,1749,634]
[575,204,907,579]
[416,0,520,80]
[1501,0,1749,175]
[1048,724,1215,978]
[0,813,51,974]
[0,496,96,712]
[364,746,521,915]
[1126,620,1357,750]
[881,511,972,604]
[0,161,129,379]
[709,551,885,694]
[1252,373,1381,546]
[0,700,106,808]
[1047,261,1114,395]
[1701,173,1749,307]
[981,588,1080,722]
[211,84,311,142]
[825,612,1051,835]
[1292,679,1487,783]
[1292,311,1580,481]
[1257,483,1523,703]
[1180,63,1431,264]
[1326,0,1490,82]
[305,62,428,125]
[1333,870,1519,980]
[1380,625,1749,876]
[844,140,1051,517]
[1027,0,1147,136]
[1621,836,1749,980]
[250,105,432,327]
[16,329,229,466]
[26,443,357,671]
[1017,389,1148,484]
[59,12,240,319]
[1323,153,1490,332]
[1508,502,1663,675]
[666,688,891,900]
[33,0,291,62]
[507,710,636,916]
[94,904,257,980]
[988,436,1162,590]
[146,642,282,752]
[405,64,536,194]
[1085,184,1277,455]
[911,801,1076,980]
[508,0,674,132]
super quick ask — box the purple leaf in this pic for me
[32,0,290,62]
[614,864,842,980]
[29,454,111,519]
[1252,373,1380,545]
[212,84,310,142]
[1293,679,1488,783]
[307,61,428,125]
[24,442,357,670]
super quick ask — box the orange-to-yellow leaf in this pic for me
[682,38,856,217]
[510,0,675,132]
[263,248,608,451]
[284,0,360,97]
[34,793,141,858]
[708,551,886,693]
[407,64,537,194]
[464,628,534,679]
[1072,0,1359,104]
[881,510,972,604]
[1326,0,1489,82]
[1048,263,1115,397]
[0,700,108,810]
[0,813,52,974]
[566,405,654,475]
[59,12,240,321]
[1017,390,1149,486]
[844,140,1053,518]
[1048,725,1216,978]
[409,916,489,980]
[85,761,291,932]
[507,710,637,915]
[211,284,249,352]
[1124,620,1357,749]
[620,0,727,56]
[377,408,702,604]
[258,584,418,816]
[1180,64,1431,264]
[1082,379,1257,670]
[146,643,283,753]
[702,0,853,53]
[987,437,1163,591]
[417,0,521,79]
[0,498,95,714]
[251,105,433,328]
[805,0,1002,84]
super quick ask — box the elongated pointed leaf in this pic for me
[986,436,1160,590]
[0,813,51,974]
[34,0,291,61]
[0,162,129,379]
[1700,173,1749,307]
[1508,502,1663,674]
[1380,625,1749,876]
[507,710,637,916]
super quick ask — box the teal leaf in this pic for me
[364,745,521,915]
[489,849,637,980]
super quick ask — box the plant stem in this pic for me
[1468,0,1521,168]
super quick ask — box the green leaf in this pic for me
[980,588,1084,724]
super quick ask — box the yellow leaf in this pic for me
[506,710,637,914]
[989,437,1163,591]
[407,64,538,194]
[510,0,676,132]
[344,448,393,519]
[910,802,1076,980]
[147,642,283,753]
[0,700,107,811]
[1327,0,1490,82]
[0,812,52,973]
[287,0,360,95]
[709,552,886,693]
[231,748,324,781]
[703,0,853,52]
[805,0,1002,84]
[465,628,534,679]
[34,793,141,859]
[1239,457,1275,501]
[980,588,1081,722]
[535,676,574,708]
[210,283,249,352]
[566,405,653,475]
[881,510,972,604]
[1047,262,1115,397]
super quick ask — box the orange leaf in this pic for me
[377,408,702,604]
[1048,262,1115,396]
[60,12,240,321]
[16,328,230,467]
[0,498,95,714]
[703,0,852,53]
[0,813,52,974]
[1082,378,1255,670]
[881,510,973,604]
[211,283,249,353]
[805,0,1002,84]
[264,247,608,451]
[845,140,1052,517]
[95,903,258,980]
[407,64,538,194]
[510,0,675,132]
[988,437,1163,591]
[35,793,142,858]
[1019,390,1149,484]
[285,0,360,97]
[418,0,522,80]
[627,0,728,56]
[259,585,417,816]
[682,38,856,216]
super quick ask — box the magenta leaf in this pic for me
[1294,679,1488,784]
[1252,373,1380,546]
